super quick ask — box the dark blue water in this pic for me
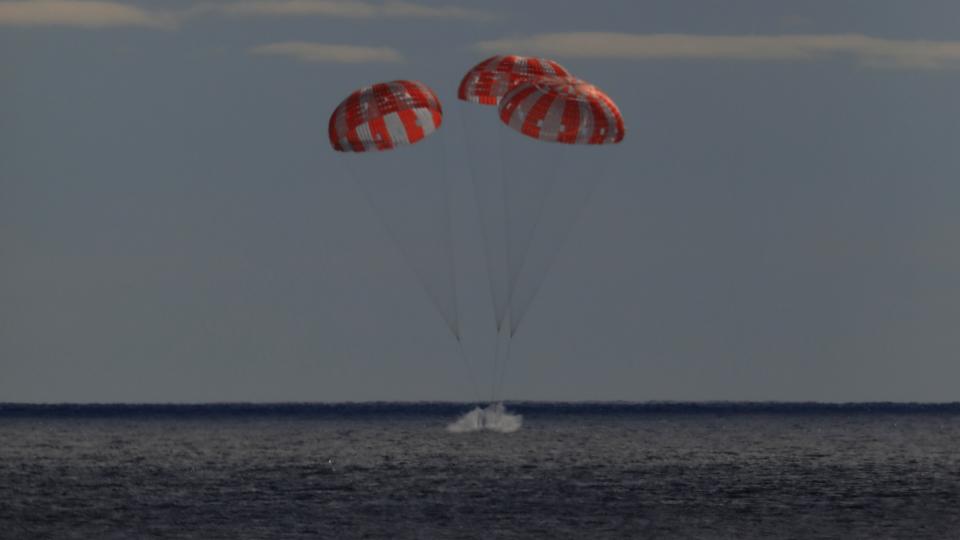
[2,402,959,539]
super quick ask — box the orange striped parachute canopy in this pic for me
[329,80,443,152]
[498,78,625,144]
[458,55,572,106]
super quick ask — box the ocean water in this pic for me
[1,402,958,539]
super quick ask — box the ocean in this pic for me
[1,402,958,539]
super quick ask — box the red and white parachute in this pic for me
[329,80,442,152]
[328,62,626,402]
[498,78,625,144]
[458,55,571,106]
[329,80,462,342]
[455,57,626,400]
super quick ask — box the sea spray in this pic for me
[446,402,522,433]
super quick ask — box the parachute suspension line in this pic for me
[500,134,564,320]
[495,311,514,402]
[338,155,459,339]
[437,129,461,340]
[436,133,479,402]
[455,334,483,406]
[489,320,503,403]
[457,104,501,333]
[496,128,513,330]
[340,150,475,401]
[518,143,565,274]
[507,141,566,310]
[509,146,614,336]
[507,146,571,337]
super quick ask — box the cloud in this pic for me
[475,32,960,70]
[251,41,403,63]
[198,0,492,21]
[0,0,175,28]
[0,0,493,31]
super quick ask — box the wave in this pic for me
[446,402,522,433]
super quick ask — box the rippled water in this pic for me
[1,403,958,539]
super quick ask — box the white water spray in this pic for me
[446,402,522,433]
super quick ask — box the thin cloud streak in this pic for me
[0,0,175,28]
[251,41,404,63]
[0,0,493,30]
[199,0,493,21]
[476,32,960,69]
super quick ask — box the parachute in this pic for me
[329,64,625,403]
[329,80,443,152]
[329,81,462,341]
[454,57,625,400]
[456,56,575,333]
[498,78,625,145]
[458,55,571,105]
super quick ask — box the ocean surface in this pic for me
[1,402,958,539]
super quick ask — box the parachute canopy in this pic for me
[329,80,443,152]
[458,55,571,106]
[499,78,625,144]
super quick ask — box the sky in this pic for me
[2,0,960,403]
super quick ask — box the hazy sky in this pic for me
[3,0,960,403]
